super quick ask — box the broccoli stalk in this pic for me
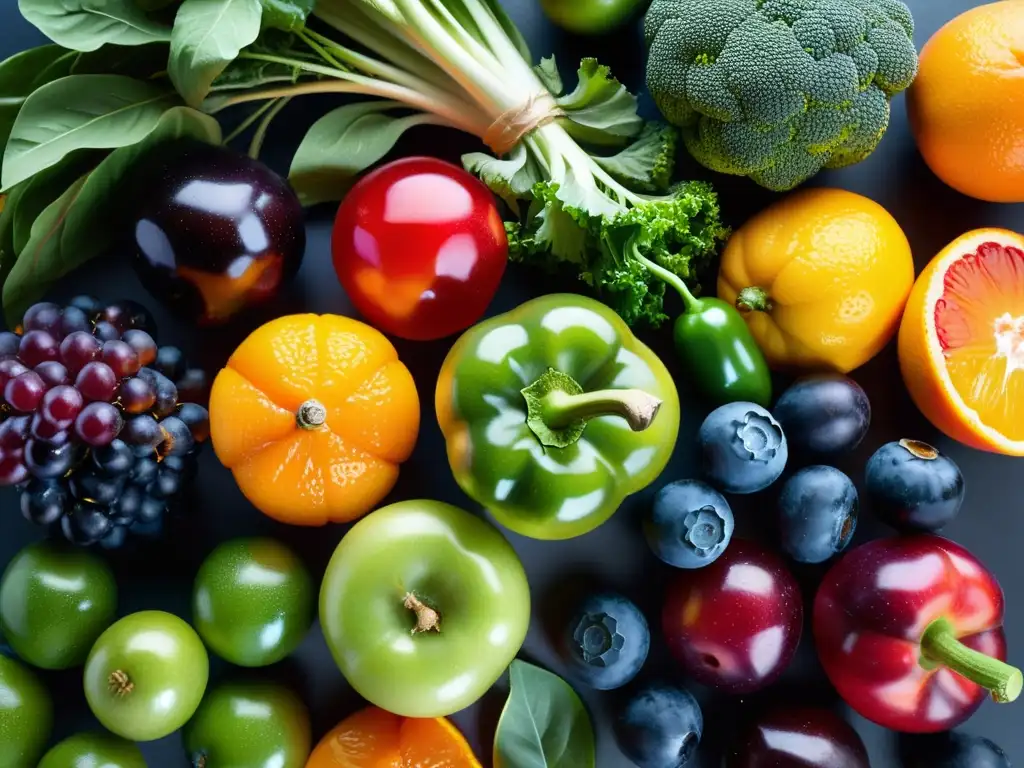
[203,0,725,328]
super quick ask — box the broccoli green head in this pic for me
[645,0,918,191]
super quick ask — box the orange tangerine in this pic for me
[898,229,1024,456]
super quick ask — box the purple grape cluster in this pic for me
[0,297,209,548]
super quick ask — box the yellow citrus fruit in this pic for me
[717,188,915,374]
[898,228,1024,456]
[907,1,1024,202]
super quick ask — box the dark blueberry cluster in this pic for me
[0,297,209,548]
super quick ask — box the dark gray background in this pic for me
[1,0,1022,765]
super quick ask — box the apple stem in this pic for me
[108,669,134,697]
[296,399,327,430]
[193,755,207,768]
[404,592,441,634]
[921,618,1023,703]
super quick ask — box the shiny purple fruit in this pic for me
[725,707,869,767]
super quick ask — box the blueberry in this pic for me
[865,440,964,532]
[645,480,734,569]
[778,466,858,564]
[561,593,650,691]
[614,684,702,768]
[773,374,870,458]
[699,402,788,494]
[900,732,1010,768]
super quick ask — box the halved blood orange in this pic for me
[899,229,1024,455]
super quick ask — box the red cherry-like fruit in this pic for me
[662,538,803,694]
[725,707,869,767]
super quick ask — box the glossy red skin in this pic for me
[331,157,507,341]
[726,708,869,768]
[813,535,1008,733]
[662,538,804,693]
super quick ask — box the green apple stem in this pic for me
[108,669,134,697]
[193,755,208,768]
[404,592,441,634]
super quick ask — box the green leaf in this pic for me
[533,56,563,96]
[0,46,69,155]
[2,75,179,191]
[169,0,264,108]
[12,151,104,254]
[593,123,679,194]
[463,144,543,213]
[2,106,220,325]
[71,43,172,78]
[18,0,172,52]
[0,185,28,290]
[493,660,596,768]
[29,51,82,91]
[260,0,314,31]
[289,101,439,206]
[556,58,643,148]
[136,0,181,9]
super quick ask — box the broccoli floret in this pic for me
[644,0,918,190]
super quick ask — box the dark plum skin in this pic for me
[900,732,1010,768]
[132,140,305,326]
[865,439,965,532]
[773,374,870,458]
[560,592,650,691]
[645,480,734,569]
[777,466,858,564]
[699,402,788,494]
[725,707,868,768]
[614,684,702,768]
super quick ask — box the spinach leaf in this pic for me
[13,151,103,254]
[0,46,68,155]
[168,0,264,108]
[289,101,442,206]
[260,0,314,31]
[71,43,171,78]
[0,184,28,291]
[2,75,179,191]
[18,0,172,52]
[493,660,596,768]
[2,106,220,325]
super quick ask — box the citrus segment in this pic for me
[229,314,320,412]
[317,314,400,406]
[316,429,399,523]
[330,361,420,462]
[208,367,295,468]
[399,717,482,768]
[307,706,403,768]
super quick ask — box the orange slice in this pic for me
[898,228,1024,455]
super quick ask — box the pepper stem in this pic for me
[632,249,702,312]
[404,592,440,634]
[920,618,1023,703]
[736,286,774,313]
[296,399,327,430]
[522,368,663,449]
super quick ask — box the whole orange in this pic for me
[209,314,420,525]
[907,1,1024,202]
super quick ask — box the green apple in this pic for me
[38,732,145,768]
[0,655,52,768]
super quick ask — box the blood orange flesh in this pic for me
[934,240,1024,442]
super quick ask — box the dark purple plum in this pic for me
[900,732,1010,768]
[726,707,868,767]
[699,402,787,494]
[773,374,870,458]
[778,466,858,564]
[614,684,702,768]
[865,439,964,532]
[131,140,305,325]
[560,593,649,691]
[645,480,733,569]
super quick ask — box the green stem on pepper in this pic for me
[633,250,702,313]
[736,286,774,313]
[920,618,1023,703]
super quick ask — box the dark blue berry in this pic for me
[615,684,702,768]
[176,402,210,443]
[773,374,870,458]
[92,439,133,476]
[131,457,159,486]
[70,471,124,506]
[136,496,166,525]
[98,525,129,551]
[153,346,186,381]
[121,414,163,451]
[865,440,964,532]
[150,466,181,498]
[24,439,78,480]
[67,295,101,318]
[20,479,67,525]
[699,402,788,494]
[778,466,858,564]
[158,416,194,457]
[645,480,733,569]
[561,593,649,691]
[61,502,112,545]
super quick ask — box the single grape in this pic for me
[22,302,62,334]
[122,330,157,367]
[98,525,129,550]
[19,478,67,525]
[121,415,162,450]
[92,321,120,343]
[58,305,91,337]
[35,361,69,388]
[158,417,194,457]
[118,377,156,414]
[61,502,112,545]
[40,385,84,428]
[102,340,140,378]
[153,346,186,381]
[71,470,124,506]
[30,414,69,445]
[0,455,28,486]
[176,403,210,443]
[74,402,123,447]
[136,495,166,525]
[24,439,77,479]
[0,331,20,359]
[68,295,101,318]
[130,457,158,486]
[18,330,59,368]
[100,301,156,335]
[6,371,47,412]
[176,369,209,405]
[0,415,30,450]
[0,359,29,390]
[93,440,134,476]
[150,467,181,499]
[76,362,118,402]
[138,368,178,418]
[113,485,144,524]
[60,331,102,375]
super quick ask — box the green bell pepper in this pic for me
[435,294,680,540]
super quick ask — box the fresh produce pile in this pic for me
[0,0,1022,767]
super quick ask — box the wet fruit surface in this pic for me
[133,141,306,325]
[560,592,650,690]
[614,684,703,768]
[725,707,869,768]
